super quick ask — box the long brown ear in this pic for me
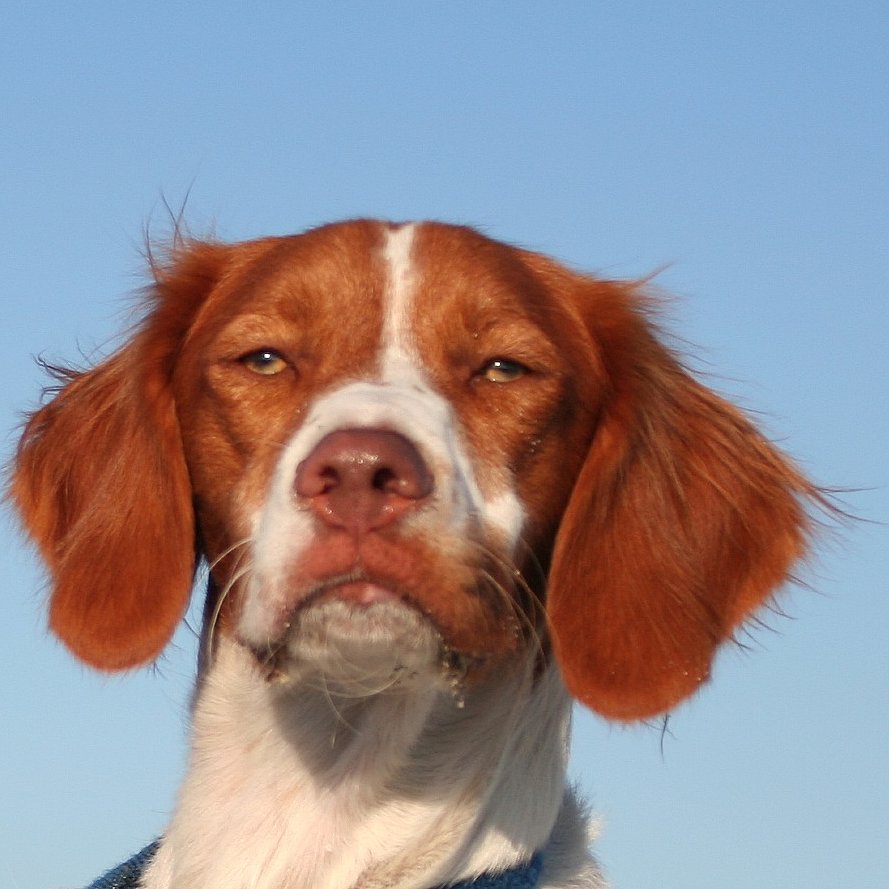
[531,259,819,720]
[10,240,228,669]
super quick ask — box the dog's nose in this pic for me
[295,429,433,532]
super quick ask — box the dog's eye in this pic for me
[240,349,288,376]
[479,358,529,383]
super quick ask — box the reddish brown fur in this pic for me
[11,220,818,719]
[523,254,818,718]
[11,241,235,667]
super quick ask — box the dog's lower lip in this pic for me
[317,580,401,607]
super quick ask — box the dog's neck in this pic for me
[144,638,575,889]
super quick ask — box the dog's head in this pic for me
[11,220,818,719]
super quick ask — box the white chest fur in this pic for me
[141,640,601,889]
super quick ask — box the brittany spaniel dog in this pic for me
[12,220,819,889]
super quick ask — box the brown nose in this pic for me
[294,429,433,533]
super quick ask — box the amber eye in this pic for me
[479,358,529,383]
[240,349,288,376]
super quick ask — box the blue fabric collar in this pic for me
[84,841,544,889]
[84,841,159,889]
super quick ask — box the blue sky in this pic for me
[2,3,886,887]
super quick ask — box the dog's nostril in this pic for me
[318,467,340,494]
[372,467,398,492]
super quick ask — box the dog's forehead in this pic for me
[257,219,537,325]
[210,220,542,370]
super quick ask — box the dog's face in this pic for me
[12,219,817,720]
[171,222,597,690]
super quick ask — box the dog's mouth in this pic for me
[244,574,475,698]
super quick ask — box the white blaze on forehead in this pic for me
[381,223,422,381]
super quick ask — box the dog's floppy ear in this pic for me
[526,256,819,720]
[10,241,229,669]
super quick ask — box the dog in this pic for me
[12,220,821,889]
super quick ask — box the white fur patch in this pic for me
[380,222,419,381]
[140,639,602,889]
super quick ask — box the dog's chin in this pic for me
[271,598,448,697]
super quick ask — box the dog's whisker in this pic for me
[465,538,549,664]
[207,536,253,573]
[476,566,546,664]
[204,547,252,668]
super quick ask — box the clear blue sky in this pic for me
[2,3,886,888]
